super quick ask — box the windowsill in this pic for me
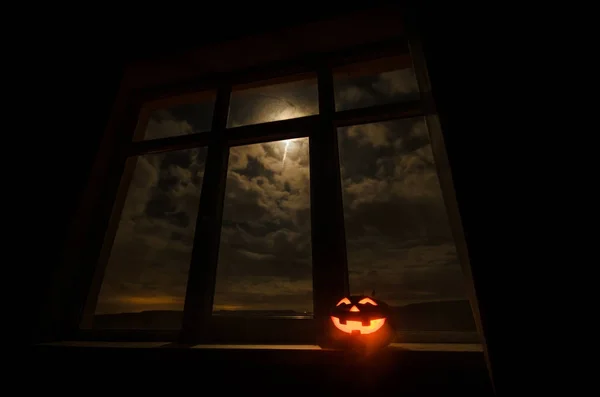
[36,341,483,352]
[33,340,493,394]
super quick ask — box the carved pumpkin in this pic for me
[326,295,393,350]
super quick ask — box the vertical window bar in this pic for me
[79,154,137,329]
[179,86,232,343]
[310,67,349,345]
[69,101,143,337]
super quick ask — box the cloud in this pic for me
[338,118,467,306]
[228,79,318,127]
[214,138,312,311]
[334,67,420,111]
[95,66,470,316]
[144,115,193,140]
[95,146,206,314]
[346,122,391,147]
[142,101,215,140]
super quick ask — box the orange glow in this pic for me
[213,304,245,311]
[358,297,377,306]
[336,297,351,306]
[121,296,183,305]
[330,316,386,335]
[350,305,360,312]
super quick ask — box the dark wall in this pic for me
[30,50,122,345]
[412,4,519,394]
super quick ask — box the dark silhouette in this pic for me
[92,299,477,339]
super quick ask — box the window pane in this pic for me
[214,138,313,318]
[227,76,318,128]
[93,148,207,329]
[334,56,420,112]
[338,118,479,344]
[135,93,215,141]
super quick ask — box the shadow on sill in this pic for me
[37,341,483,352]
[30,342,493,395]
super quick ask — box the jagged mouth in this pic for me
[330,316,386,335]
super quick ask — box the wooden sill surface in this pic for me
[32,340,493,394]
[37,341,483,352]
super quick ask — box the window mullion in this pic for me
[74,101,143,336]
[179,86,231,343]
[310,67,349,346]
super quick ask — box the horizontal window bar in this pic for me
[127,101,427,156]
[127,131,212,156]
[334,100,425,127]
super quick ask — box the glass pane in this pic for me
[334,56,420,112]
[338,118,479,344]
[135,93,215,141]
[93,148,208,329]
[227,76,318,128]
[214,138,313,318]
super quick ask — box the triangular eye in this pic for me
[358,297,377,306]
[336,298,351,306]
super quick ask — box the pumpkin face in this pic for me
[330,295,390,336]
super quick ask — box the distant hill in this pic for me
[214,310,305,317]
[93,310,183,330]
[390,300,477,332]
[92,299,477,332]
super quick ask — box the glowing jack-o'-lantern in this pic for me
[326,295,393,350]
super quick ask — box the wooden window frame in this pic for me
[53,36,480,348]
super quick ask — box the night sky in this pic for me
[94,64,470,315]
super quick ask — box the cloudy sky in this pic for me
[94,63,470,315]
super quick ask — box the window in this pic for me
[333,55,419,111]
[79,40,480,348]
[82,98,215,330]
[91,151,208,330]
[228,76,318,128]
[338,119,478,343]
[134,92,216,141]
[214,138,312,316]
